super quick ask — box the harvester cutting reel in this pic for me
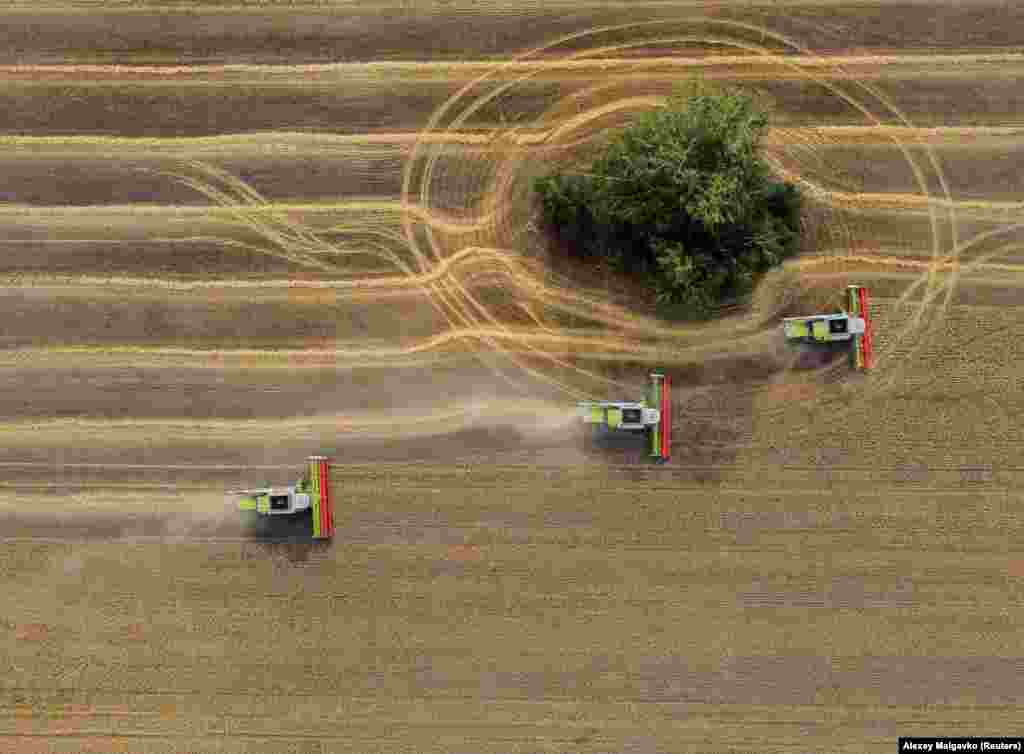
[576,372,671,463]
[229,455,335,539]
[782,284,875,370]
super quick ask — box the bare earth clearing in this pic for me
[2,2,1024,752]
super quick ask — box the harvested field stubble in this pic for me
[4,3,1024,752]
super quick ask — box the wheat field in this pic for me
[2,2,1024,752]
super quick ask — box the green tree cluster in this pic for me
[533,87,802,317]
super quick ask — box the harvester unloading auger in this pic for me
[782,284,874,370]
[577,372,671,463]
[230,455,335,539]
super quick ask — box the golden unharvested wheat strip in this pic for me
[0,191,1016,259]
[1,126,1021,157]
[0,322,775,374]
[2,53,1023,80]
[795,253,1024,276]
[0,199,401,219]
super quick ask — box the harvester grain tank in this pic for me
[576,372,671,462]
[231,455,335,539]
[782,284,874,369]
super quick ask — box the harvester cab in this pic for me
[782,284,874,370]
[576,372,671,463]
[231,455,335,539]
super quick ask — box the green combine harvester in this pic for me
[230,455,335,539]
[576,372,671,463]
[782,284,874,370]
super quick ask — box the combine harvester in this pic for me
[577,372,671,463]
[782,284,874,370]
[230,455,335,539]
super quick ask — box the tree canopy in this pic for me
[533,87,802,317]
